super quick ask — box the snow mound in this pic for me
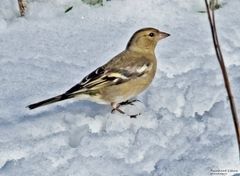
[0,0,240,175]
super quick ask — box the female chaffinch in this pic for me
[27,27,170,117]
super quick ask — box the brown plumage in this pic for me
[27,27,170,117]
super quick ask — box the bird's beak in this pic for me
[158,31,170,40]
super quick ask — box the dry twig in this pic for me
[18,0,27,16]
[204,0,240,160]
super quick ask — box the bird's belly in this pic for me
[100,77,153,104]
[76,93,109,104]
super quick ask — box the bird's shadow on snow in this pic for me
[19,101,109,123]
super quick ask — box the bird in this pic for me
[27,27,170,117]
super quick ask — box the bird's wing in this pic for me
[65,58,151,95]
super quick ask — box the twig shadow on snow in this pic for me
[19,101,109,122]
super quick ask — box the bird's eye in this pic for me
[149,32,154,37]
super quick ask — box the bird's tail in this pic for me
[27,94,74,110]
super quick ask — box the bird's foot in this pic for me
[119,99,141,106]
[111,107,125,114]
[111,102,141,118]
[111,109,141,118]
[129,113,141,118]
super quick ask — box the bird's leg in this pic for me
[119,99,141,106]
[111,102,141,118]
[111,103,125,114]
[120,99,142,118]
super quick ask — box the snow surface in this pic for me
[1,0,240,175]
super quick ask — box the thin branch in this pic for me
[205,0,240,160]
[18,0,27,16]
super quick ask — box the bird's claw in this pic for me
[111,109,141,118]
[129,113,141,118]
[111,108,125,114]
[111,100,141,118]
[120,99,141,106]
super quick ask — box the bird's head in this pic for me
[126,27,170,54]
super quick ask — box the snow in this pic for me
[1,0,240,175]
